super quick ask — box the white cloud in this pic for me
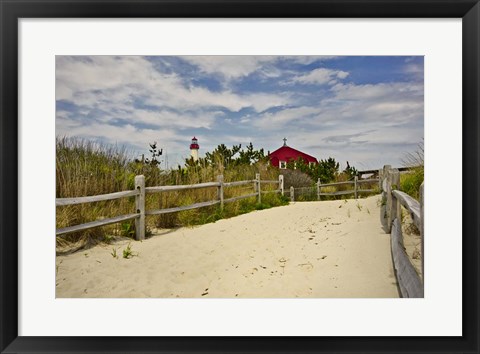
[181,56,342,80]
[181,56,277,79]
[284,56,340,65]
[404,63,423,73]
[56,118,182,152]
[56,56,289,115]
[247,78,423,167]
[249,79,423,136]
[253,106,322,129]
[56,56,423,169]
[292,68,349,85]
[331,82,423,100]
[145,85,287,113]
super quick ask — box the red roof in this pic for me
[190,137,199,150]
[269,145,318,167]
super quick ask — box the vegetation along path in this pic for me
[56,195,399,298]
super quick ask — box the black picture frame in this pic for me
[1,1,478,353]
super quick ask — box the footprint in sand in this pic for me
[242,267,259,277]
[297,262,314,271]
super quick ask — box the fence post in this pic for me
[256,173,261,204]
[388,169,400,231]
[317,178,321,201]
[386,168,393,232]
[217,175,224,210]
[290,186,294,201]
[420,182,424,283]
[393,168,401,222]
[381,165,391,233]
[134,175,145,241]
[378,169,383,191]
[354,175,358,199]
[279,174,284,196]
[382,164,391,192]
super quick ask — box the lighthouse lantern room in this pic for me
[190,137,199,161]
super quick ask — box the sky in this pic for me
[56,55,424,171]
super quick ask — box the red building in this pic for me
[269,138,318,169]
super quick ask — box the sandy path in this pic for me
[56,195,399,298]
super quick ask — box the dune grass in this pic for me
[400,140,424,201]
[400,167,424,200]
[56,137,287,252]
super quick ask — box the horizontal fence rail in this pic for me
[56,173,284,240]
[223,180,255,187]
[358,165,421,177]
[380,165,424,298]
[319,180,354,187]
[223,192,259,204]
[318,175,379,200]
[55,190,139,206]
[287,175,380,202]
[357,178,379,184]
[391,218,424,298]
[392,190,421,230]
[56,213,139,236]
[318,190,356,196]
[146,200,221,216]
[145,181,220,193]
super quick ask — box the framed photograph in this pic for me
[1,0,478,353]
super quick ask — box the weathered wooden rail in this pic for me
[287,175,380,201]
[55,177,144,237]
[380,165,424,298]
[56,174,284,240]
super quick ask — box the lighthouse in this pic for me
[190,137,199,162]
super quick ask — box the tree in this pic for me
[286,157,311,175]
[131,142,163,185]
[342,161,358,180]
[282,156,341,184]
[145,142,162,167]
[236,142,267,165]
[204,143,240,169]
[189,142,267,169]
[314,157,340,183]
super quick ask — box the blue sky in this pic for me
[56,56,424,170]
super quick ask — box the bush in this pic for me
[281,169,314,189]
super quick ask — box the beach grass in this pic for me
[56,137,286,251]
[400,166,424,200]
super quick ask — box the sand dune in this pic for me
[56,195,399,298]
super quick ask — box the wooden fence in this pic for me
[358,165,421,178]
[287,175,380,201]
[56,174,284,241]
[380,165,424,298]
